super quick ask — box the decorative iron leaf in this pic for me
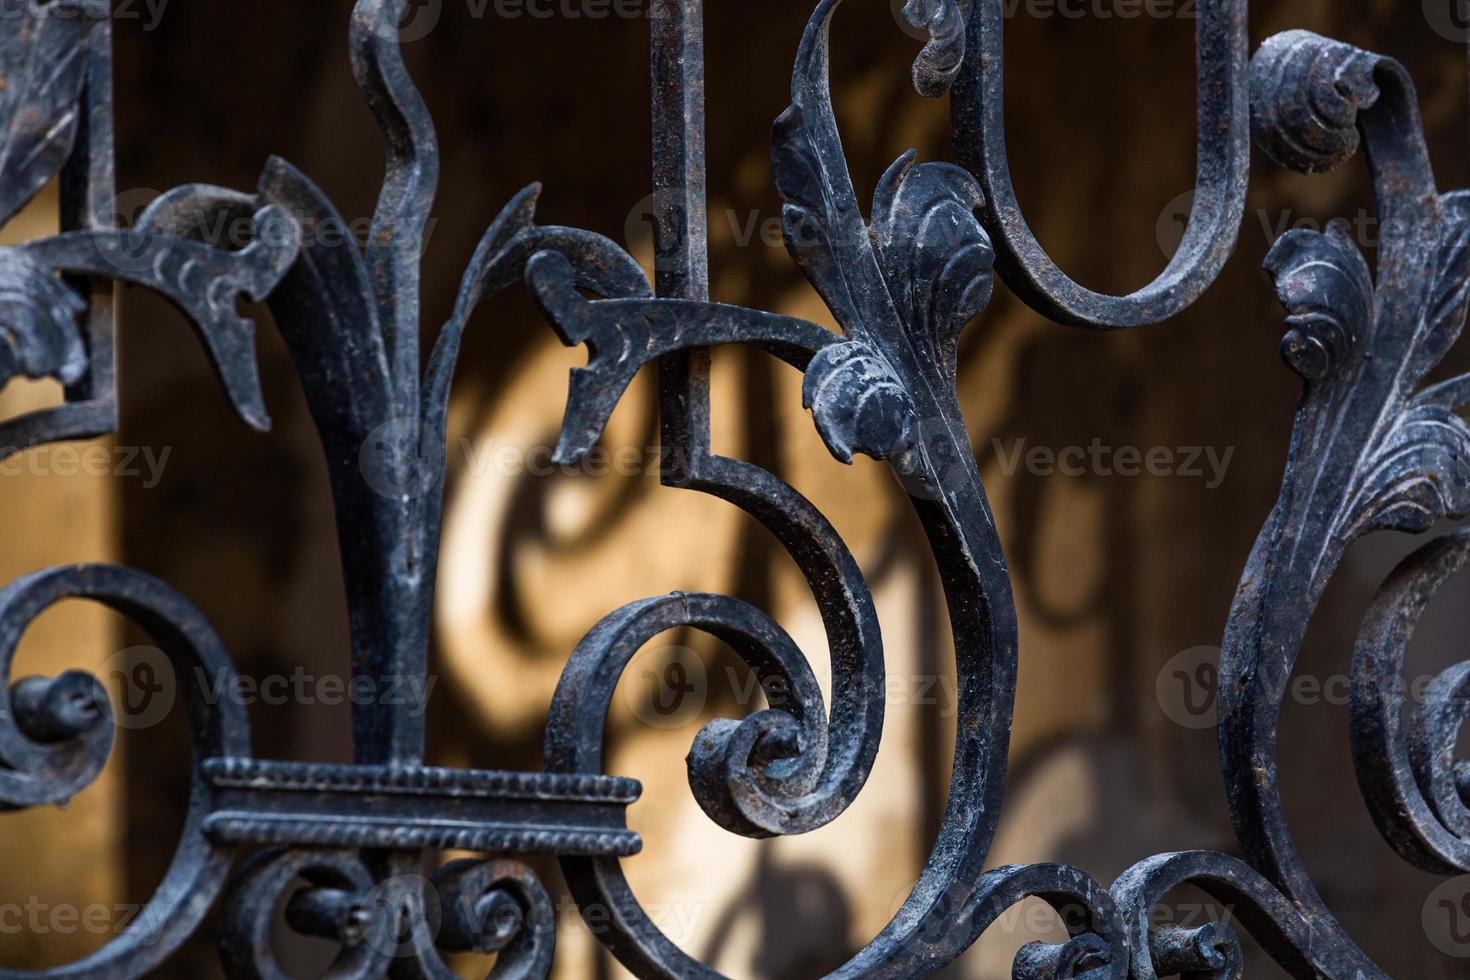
[0,0,107,227]
[0,247,84,389]
[870,151,993,377]
[1332,192,1470,538]
[899,0,967,99]
[256,156,393,441]
[1348,403,1470,536]
[1405,191,1470,387]
[1263,222,1372,383]
[772,104,859,328]
[802,342,916,464]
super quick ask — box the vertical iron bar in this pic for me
[59,18,115,422]
[651,0,710,487]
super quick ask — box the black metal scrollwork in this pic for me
[1207,30,1470,980]
[3,0,1470,976]
[950,0,1250,327]
[0,564,252,977]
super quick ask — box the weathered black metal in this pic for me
[0,0,1467,976]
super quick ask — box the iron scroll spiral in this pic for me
[0,566,252,978]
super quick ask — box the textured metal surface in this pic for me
[0,0,1467,976]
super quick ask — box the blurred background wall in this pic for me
[3,0,1470,976]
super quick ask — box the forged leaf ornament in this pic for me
[1249,30,1380,175]
[1406,191,1470,388]
[772,103,861,330]
[899,0,967,99]
[802,342,915,464]
[1263,223,1369,385]
[0,247,84,388]
[1341,194,1470,537]
[1258,195,1470,541]
[0,0,107,226]
[871,150,994,378]
[1214,32,1470,980]
[1346,402,1470,536]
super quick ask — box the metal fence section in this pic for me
[0,1,1467,976]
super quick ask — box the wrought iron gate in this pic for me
[0,0,1467,976]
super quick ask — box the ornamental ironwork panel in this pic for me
[0,0,1466,977]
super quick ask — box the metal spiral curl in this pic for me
[0,565,252,978]
[1351,529,1470,874]
[361,858,558,980]
[219,852,557,980]
[1249,31,1381,176]
[1110,852,1323,980]
[218,849,392,980]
